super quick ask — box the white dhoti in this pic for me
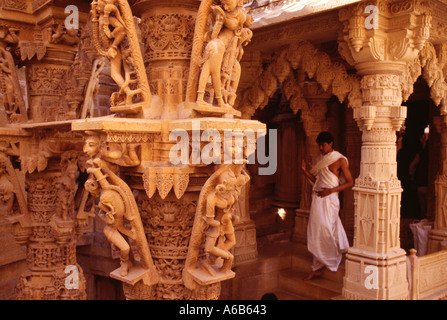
[307,151,350,272]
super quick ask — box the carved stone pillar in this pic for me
[338,0,431,299]
[72,0,263,300]
[16,157,86,300]
[429,119,447,252]
[1,131,87,300]
[21,3,88,123]
[0,2,90,300]
[133,0,199,119]
[343,79,408,299]
[342,108,362,241]
[293,82,330,243]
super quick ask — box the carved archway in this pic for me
[234,40,362,125]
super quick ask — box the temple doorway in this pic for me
[399,76,441,251]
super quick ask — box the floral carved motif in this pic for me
[138,195,196,299]
[141,14,195,61]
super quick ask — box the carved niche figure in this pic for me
[56,151,79,221]
[184,164,249,288]
[195,0,253,109]
[91,0,152,113]
[0,27,27,122]
[79,132,158,285]
[0,157,14,215]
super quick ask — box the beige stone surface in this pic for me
[1,0,447,301]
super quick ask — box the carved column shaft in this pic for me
[343,73,409,300]
[294,87,329,243]
[15,158,86,300]
[429,118,447,251]
[338,0,433,298]
[134,0,199,119]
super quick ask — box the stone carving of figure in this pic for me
[196,0,253,108]
[202,182,239,275]
[51,23,81,46]
[184,164,249,284]
[80,57,107,118]
[78,132,141,221]
[0,157,14,215]
[0,27,26,122]
[223,27,252,106]
[88,163,156,280]
[82,131,140,170]
[88,164,135,276]
[79,132,157,283]
[82,132,116,172]
[91,0,152,112]
[92,0,133,107]
[0,49,16,114]
[57,152,79,221]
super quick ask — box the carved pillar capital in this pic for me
[339,0,432,75]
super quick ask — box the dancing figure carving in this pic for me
[79,132,158,285]
[183,164,249,288]
[91,0,153,116]
[187,0,252,109]
[0,27,27,122]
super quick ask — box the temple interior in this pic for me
[1,0,447,300]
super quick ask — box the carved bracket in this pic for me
[183,164,249,291]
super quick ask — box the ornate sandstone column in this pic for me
[0,1,93,300]
[338,0,431,299]
[293,81,330,243]
[429,119,447,252]
[72,0,264,300]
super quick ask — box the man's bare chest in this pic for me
[327,161,341,177]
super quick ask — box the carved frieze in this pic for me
[138,194,195,299]
[141,14,195,61]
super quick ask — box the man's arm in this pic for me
[301,160,316,183]
[317,158,354,197]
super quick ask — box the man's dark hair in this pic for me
[316,131,334,144]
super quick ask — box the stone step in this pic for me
[278,268,343,300]
[251,208,277,227]
[256,224,292,248]
[288,243,346,283]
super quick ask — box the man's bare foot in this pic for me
[303,268,323,281]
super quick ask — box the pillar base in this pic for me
[428,229,447,253]
[342,247,409,300]
[292,209,309,244]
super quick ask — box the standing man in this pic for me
[301,132,353,280]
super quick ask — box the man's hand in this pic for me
[316,188,332,197]
[301,159,308,172]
